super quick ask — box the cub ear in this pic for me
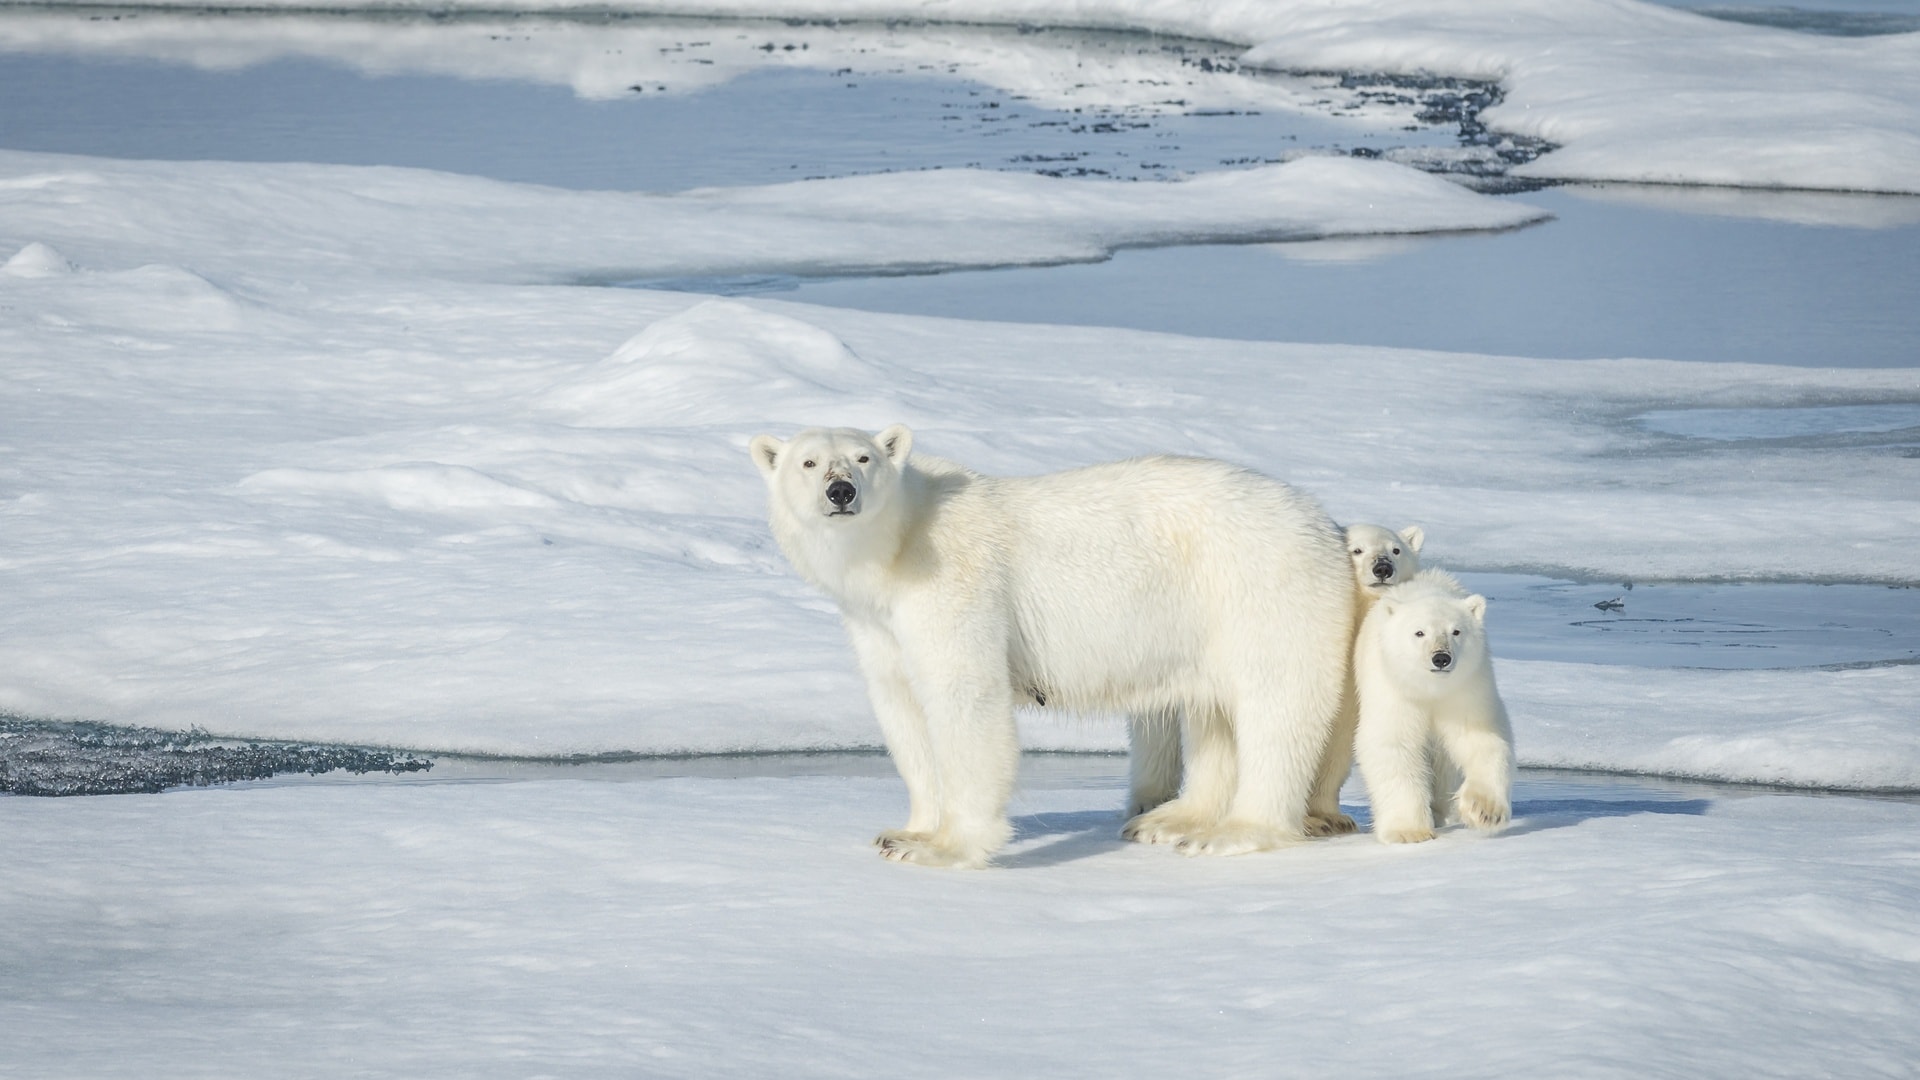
[748,434,784,480]
[1464,594,1487,622]
[876,423,913,467]
[1399,525,1425,553]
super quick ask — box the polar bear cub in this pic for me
[1352,568,1514,844]
[749,424,1354,868]
[1305,524,1426,835]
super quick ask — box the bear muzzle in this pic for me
[1430,650,1454,671]
[825,479,858,515]
[1371,556,1396,582]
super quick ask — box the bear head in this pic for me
[1345,523,1424,592]
[1374,588,1489,692]
[749,424,913,525]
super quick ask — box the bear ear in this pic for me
[1464,594,1487,622]
[1400,525,1425,552]
[749,434,784,480]
[876,423,913,468]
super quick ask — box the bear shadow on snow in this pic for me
[997,809,1136,869]
[1342,795,1712,839]
[1496,796,1712,838]
[991,796,1713,868]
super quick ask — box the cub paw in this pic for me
[1305,812,1358,837]
[1458,788,1511,831]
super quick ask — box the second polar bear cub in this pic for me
[1353,568,1514,844]
[1304,523,1426,835]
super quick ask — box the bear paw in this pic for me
[1374,823,1437,845]
[876,833,989,869]
[1174,821,1292,857]
[1458,788,1511,831]
[872,828,933,848]
[1304,811,1358,837]
[1120,801,1214,845]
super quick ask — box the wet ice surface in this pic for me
[0,716,432,796]
[782,184,1920,367]
[313,751,1920,807]
[1459,575,1920,670]
[1634,402,1920,443]
[1660,0,1920,36]
[0,16,1473,191]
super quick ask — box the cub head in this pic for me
[1376,590,1489,684]
[748,424,913,525]
[1345,523,1424,591]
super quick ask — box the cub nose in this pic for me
[1371,557,1395,581]
[826,479,857,508]
[1431,651,1453,670]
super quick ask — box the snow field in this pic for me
[2,772,1918,1077]
[2,238,1916,784]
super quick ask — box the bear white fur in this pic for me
[1352,568,1514,844]
[1304,524,1426,836]
[749,424,1354,868]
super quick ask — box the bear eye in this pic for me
[1452,629,1461,636]
[1414,630,1425,638]
[802,460,816,469]
[1391,547,1401,555]
[1351,548,1363,556]
[858,455,870,464]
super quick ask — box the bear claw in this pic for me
[1304,812,1358,837]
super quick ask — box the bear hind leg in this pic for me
[1123,704,1233,845]
[1126,709,1183,819]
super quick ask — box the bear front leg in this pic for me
[847,619,940,846]
[879,611,1019,869]
[1355,702,1439,845]
[1433,702,1514,832]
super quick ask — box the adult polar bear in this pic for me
[750,424,1354,868]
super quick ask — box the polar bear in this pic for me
[749,424,1354,868]
[1352,568,1514,844]
[1304,524,1425,835]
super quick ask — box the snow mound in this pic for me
[2,241,74,278]
[541,300,904,428]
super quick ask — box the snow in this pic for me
[15,0,1920,195]
[3,7,1919,1072]
[0,150,1546,283]
[2,217,1916,782]
[3,770,1919,1076]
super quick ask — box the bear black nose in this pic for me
[1372,557,1395,581]
[826,479,857,508]
[1431,651,1453,670]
